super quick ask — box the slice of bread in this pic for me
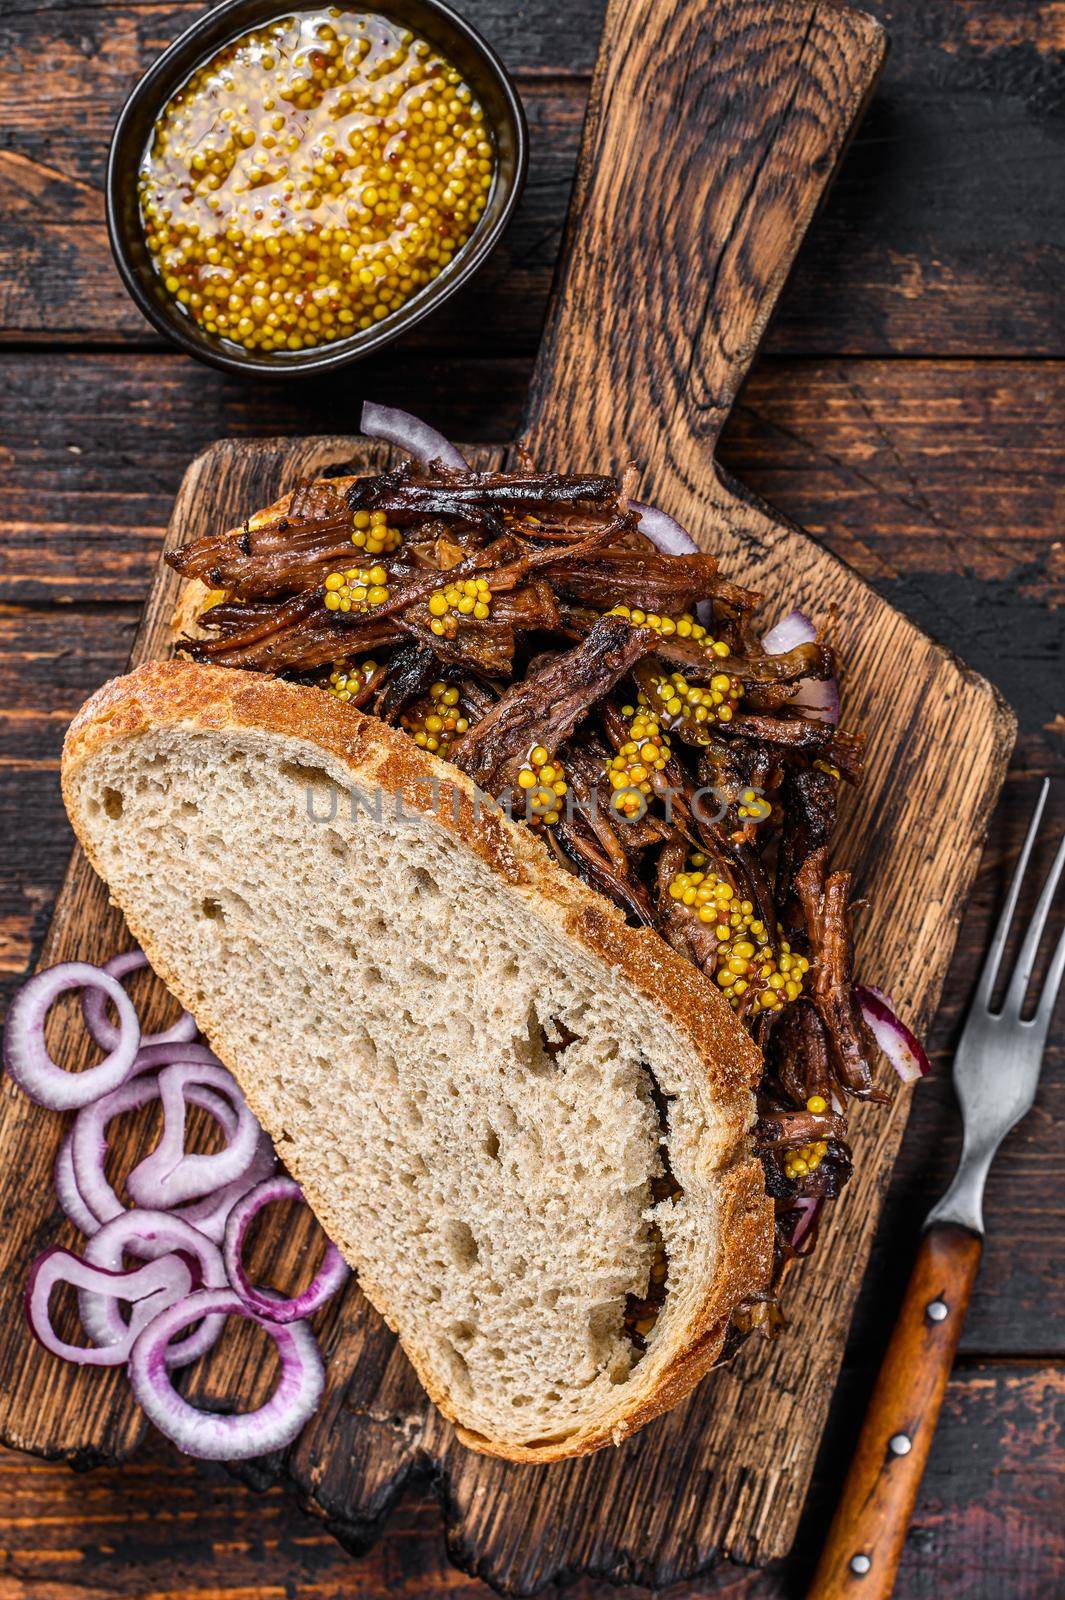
[62,659,772,1461]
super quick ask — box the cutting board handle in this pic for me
[519,0,886,495]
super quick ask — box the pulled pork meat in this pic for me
[168,451,887,1317]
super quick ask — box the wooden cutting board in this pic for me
[0,0,1016,1590]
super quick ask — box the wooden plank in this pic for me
[0,1,1061,354]
[0,0,1057,1588]
[2,353,1062,618]
[0,1363,1059,1600]
[0,3,1013,1593]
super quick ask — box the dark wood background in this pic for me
[0,1,1061,1596]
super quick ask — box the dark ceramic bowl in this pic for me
[106,0,527,377]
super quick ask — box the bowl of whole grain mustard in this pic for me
[107,0,526,375]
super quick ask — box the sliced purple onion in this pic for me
[128,1041,224,1078]
[53,1043,237,1237]
[128,1289,325,1459]
[177,1128,279,1243]
[55,1129,101,1237]
[760,609,817,655]
[125,1062,261,1209]
[81,1211,227,1368]
[360,401,467,471]
[82,950,197,1053]
[786,1197,822,1254]
[25,1246,197,1367]
[223,1176,350,1324]
[630,502,721,627]
[856,985,931,1085]
[632,501,699,557]
[2,962,141,1111]
[72,1073,257,1228]
[762,608,840,725]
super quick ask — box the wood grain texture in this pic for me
[0,0,1057,1589]
[0,374,1013,1583]
[0,1362,1061,1600]
[419,4,1011,1585]
[0,1,1061,355]
[0,0,1020,1588]
[1,355,1062,644]
[808,1224,983,1599]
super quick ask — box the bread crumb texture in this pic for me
[63,662,771,1460]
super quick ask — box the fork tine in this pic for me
[1033,921,1065,1033]
[974,778,1049,1009]
[1005,825,1065,1014]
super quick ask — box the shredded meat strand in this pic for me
[173,448,894,1319]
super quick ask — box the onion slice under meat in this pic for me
[25,1246,198,1367]
[223,1176,350,1324]
[785,1197,823,1254]
[128,1289,326,1460]
[81,1211,228,1368]
[631,502,720,627]
[761,608,840,725]
[856,985,931,1085]
[631,501,698,557]
[124,1061,262,1209]
[360,401,468,472]
[82,950,197,1053]
[3,962,140,1111]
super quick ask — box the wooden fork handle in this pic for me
[808,1223,983,1599]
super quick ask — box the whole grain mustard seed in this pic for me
[139,9,496,353]
[426,576,492,636]
[400,681,469,755]
[667,864,810,1015]
[517,745,568,828]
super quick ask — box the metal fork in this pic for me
[925,777,1065,1235]
[810,779,1064,1599]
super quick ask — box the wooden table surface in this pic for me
[0,1,1061,1596]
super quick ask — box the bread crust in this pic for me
[63,659,773,1462]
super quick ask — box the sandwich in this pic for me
[61,406,904,1461]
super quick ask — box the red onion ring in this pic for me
[25,1245,197,1367]
[2,962,140,1111]
[630,502,719,627]
[177,1128,279,1243]
[785,1197,823,1254]
[360,401,468,472]
[81,1211,227,1367]
[631,501,699,557]
[127,1042,225,1084]
[55,1129,101,1237]
[128,1289,325,1459]
[856,985,931,1084]
[72,1072,257,1228]
[223,1176,350,1324]
[761,608,840,725]
[82,950,197,1053]
[125,1062,261,1208]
